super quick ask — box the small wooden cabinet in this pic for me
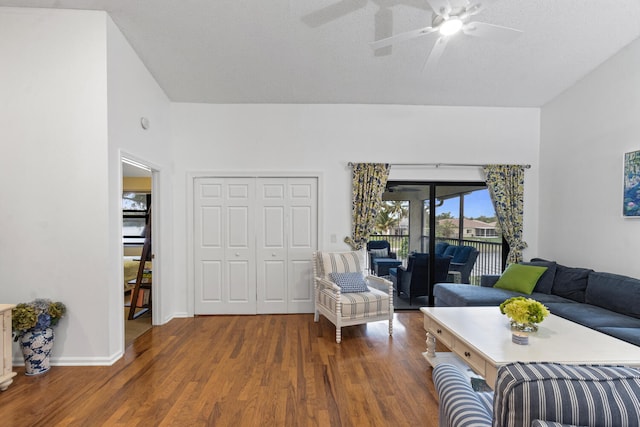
[0,304,16,391]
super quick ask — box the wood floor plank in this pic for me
[2,312,441,426]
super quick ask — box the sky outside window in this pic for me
[438,189,494,218]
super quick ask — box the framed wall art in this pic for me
[623,150,640,217]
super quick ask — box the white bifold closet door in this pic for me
[194,177,317,315]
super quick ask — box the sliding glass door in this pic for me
[379,181,506,305]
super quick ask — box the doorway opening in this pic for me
[122,157,153,347]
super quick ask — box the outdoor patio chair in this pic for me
[448,246,479,284]
[366,240,397,273]
[397,253,451,305]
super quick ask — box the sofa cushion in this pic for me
[433,283,573,307]
[452,245,474,263]
[443,245,457,258]
[435,283,517,306]
[494,362,640,427]
[521,260,557,294]
[432,364,493,427]
[544,302,640,329]
[585,272,640,319]
[329,272,369,293]
[493,263,548,295]
[596,327,640,346]
[435,241,449,256]
[550,263,593,303]
[531,421,581,427]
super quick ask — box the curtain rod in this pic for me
[347,162,531,169]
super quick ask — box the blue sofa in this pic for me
[434,361,640,427]
[433,258,640,346]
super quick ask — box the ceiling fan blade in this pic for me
[370,26,437,50]
[425,0,451,17]
[301,0,368,28]
[374,8,394,56]
[466,0,499,15]
[462,21,523,42]
[423,36,449,72]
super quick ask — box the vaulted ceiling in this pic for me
[3,0,640,107]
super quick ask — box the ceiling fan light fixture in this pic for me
[439,18,463,36]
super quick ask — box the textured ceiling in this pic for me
[2,0,640,107]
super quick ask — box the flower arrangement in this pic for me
[499,296,549,332]
[12,299,66,341]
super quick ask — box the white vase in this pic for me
[19,328,54,376]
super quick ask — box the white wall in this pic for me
[0,7,175,365]
[0,8,111,364]
[171,104,540,314]
[0,6,544,363]
[540,37,640,278]
[106,17,173,355]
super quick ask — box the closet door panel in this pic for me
[286,179,317,313]
[195,178,256,314]
[256,180,287,313]
[223,180,255,313]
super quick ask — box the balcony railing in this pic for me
[368,234,504,285]
[423,237,504,285]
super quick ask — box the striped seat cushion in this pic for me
[494,362,640,427]
[317,287,389,320]
[432,363,493,427]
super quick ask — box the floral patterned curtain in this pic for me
[483,164,527,265]
[344,163,391,250]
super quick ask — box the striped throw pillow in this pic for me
[369,248,389,258]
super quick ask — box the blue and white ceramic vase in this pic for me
[19,327,54,376]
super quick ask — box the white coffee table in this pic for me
[421,306,640,389]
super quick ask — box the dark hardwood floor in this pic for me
[2,312,440,426]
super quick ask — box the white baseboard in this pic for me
[13,352,123,367]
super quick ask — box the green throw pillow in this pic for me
[493,264,548,295]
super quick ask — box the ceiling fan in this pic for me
[370,0,523,70]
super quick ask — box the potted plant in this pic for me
[499,296,549,332]
[12,299,66,375]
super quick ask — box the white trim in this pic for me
[122,157,152,172]
[187,170,323,178]
[14,353,124,367]
[119,150,165,327]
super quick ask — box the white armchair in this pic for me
[313,250,394,343]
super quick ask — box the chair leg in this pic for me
[336,327,341,343]
[314,309,319,322]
